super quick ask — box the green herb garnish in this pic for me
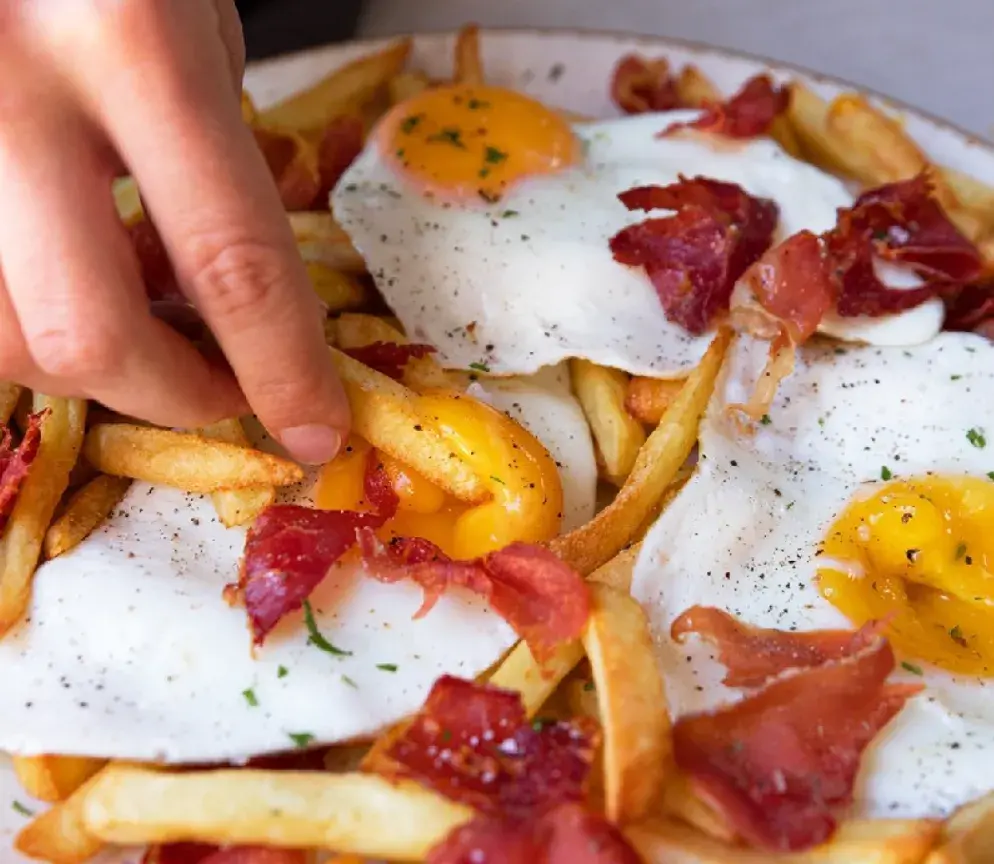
[484,146,508,164]
[428,127,466,148]
[288,732,314,748]
[242,688,258,707]
[11,801,33,817]
[950,625,966,645]
[901,661,923,676]
[955,542,968,561]
[302,600,352,656]
[881,466,893,480]
[469,361,490,372]
[341,674,358,689]
[376,663,399,673]
[489,475,505,485]
[760,414,772,426]
[400,114,423,133]
[967,428,986,449]
[277,665,288,679]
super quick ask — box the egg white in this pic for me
[0,373,595,763]
[333,110,942,379]
[630,331,994,817]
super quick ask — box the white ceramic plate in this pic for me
[5,27,993,864]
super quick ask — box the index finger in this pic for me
[73,2,350,464]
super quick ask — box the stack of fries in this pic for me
[4,23,993,864]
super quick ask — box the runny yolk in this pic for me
[818,475,994,675]
[378,84,581,202]
[313,393,563,560]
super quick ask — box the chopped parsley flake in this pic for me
[376,663,399,673]
[277,665,289,679]
[489,475,505,485]
[302,600,352,656]
[901,661,923,676]
[950,625,966,644]
[760,414,772,425]
[341,674,358,689]
[880,466,893,481]
[428,127,465,148]
[469,361,490,372]
[11,801,33,817]
[583,681,595,692]
[967,428,986,449]
[988,472,994,481]
[484,146,508,164]
[467,98,491,110]
[955,542,968,560]
[242,688,258,707]
[951,374,962,381]
[501,209,519,218]
[288,732,314,748]
[531,717,555,732]
[400,114,423,133]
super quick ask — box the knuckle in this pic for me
[188,237,290,324]
[29,325,120,380]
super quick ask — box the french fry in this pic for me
[15,766,109,864]
[454,24,484,85]
[241,90,258,124]
[927,790,994,863]
[83,425,303,493]
[785,82,861,179]
[42,474,131,559]
[551,330,729,575]
[259,38,413,134]
[12,754,107,803]
[675,65,720,107]
[332,313,455,391]
[81,765,472,859]
[0,396,86,635]
[307,262,367,311]
[112,176,143,226]
[583,584,670,825]
[388,70,430,105]
[570,360,646,486]
[942,167,994,219]
[587,541,642,592]
[0,382,22,425]
[661,774,736,842]
[198,419,276,527]
[329,348,486,502]
[627,815,941,864]
[488,638,587,718]
[626,376,686,426]
[290,211,366,274]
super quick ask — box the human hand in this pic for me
[0,0,350,463]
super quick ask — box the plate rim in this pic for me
[246,24,993,153]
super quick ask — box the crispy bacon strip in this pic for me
[828,174,982,317]
[387,677,640,863]
[943,281,994,332]
[663,75,788,138]
[0,411,46,533]
[344,341,436,381]
[253,128,321,212]
[237,451,398,643]
[610,55,680,114]
[673,636,921,851]
[611,177,778,334]
[316,115,365,202]
[359,533,589,661]
[428,803,641,864]
[144,845,307,864]
[671,606,885,687]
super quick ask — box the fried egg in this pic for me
[0,371,595,763]
[630,331,994,817]
[333,86,941,379]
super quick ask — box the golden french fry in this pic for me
[927,790,994,863]
[15,766,109,864]
[12,755,108,804]
[0,396,87,636]
[112,177,143,226]
[43,474,131,559]
[627,815,940,864]
[488,638,587,718]
[587,542,642,592]
[389,70,430,105]
[332,313,455,391]
[661,774,736,842]
[241,90,258,124]
[454,24,484,84]
[81,765,472,859]
[570,360,647,486]
[83,425,303,493]
[0,382,22,425]
[329,348,486,502]
[198,419,276,527]
[942,167,994,219]
[307,263,367,311]
[626,377,686,427]
[259,38,413,134]
[290,211,366,274]
[551,330,729,575]
[785,82,861,179]
[583,584,670,825]
[675,65,720,107]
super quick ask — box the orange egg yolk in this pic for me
[378,84,581,202]
[818,475,994,675]
[314,392,563,560]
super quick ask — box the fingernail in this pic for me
[279,424,342,464]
